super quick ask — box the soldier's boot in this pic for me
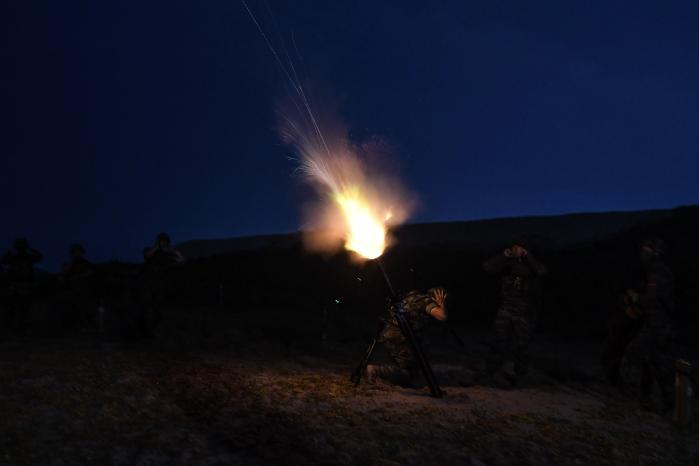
[660,383,675,415]
[494,360,517,388]
[366,364,412,386]
[514,352,530,379]
[365,364,378,384]
[408,368,427,389]
[607,360,622,386]
[638,396,655,411]
[502,360,516,378]
[638,365,655,410]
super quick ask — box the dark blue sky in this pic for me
[2,0,698,269]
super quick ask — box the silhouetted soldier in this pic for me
[604,293,643,387]
[625,238,676,412]
[367,288,448,387]
[58,244,95,330]
[138,233,185,337]
[143,233,185,271]
[484,238,547,386]
[0,238,43,333]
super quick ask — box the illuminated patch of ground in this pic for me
[0,336,696,465]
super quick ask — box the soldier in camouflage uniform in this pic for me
[367,288,448,387]
[625,238,676,411]
[604,296,643,387]
[58,244,95,330]
[484,238,547,385]
[1,238,43,333]
[138,232,185,337]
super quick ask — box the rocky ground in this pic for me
[0,311,697,466]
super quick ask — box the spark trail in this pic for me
[241,0,414,260]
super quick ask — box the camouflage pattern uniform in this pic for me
[484,250,547,377]
[371,291,440,386]
[627,247,675,408]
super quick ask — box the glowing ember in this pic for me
[334,187,390,260]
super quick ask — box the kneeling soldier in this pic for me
[367,288,447,387]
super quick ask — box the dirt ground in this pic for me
[0,315,697,466]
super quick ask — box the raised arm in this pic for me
[523,252,547,276]
[28,248,43,264]
[427,288,448,322]
[483,251,510,274]
[172,248,186,264]
[143,245,159,260]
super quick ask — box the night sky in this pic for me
[2,1,698,269]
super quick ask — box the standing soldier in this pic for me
[143,233,185,270]
[138,233,185,337]
[484,237,547,386]
[625,238,676,412]
[1,238,43,333]
[604,295,643,387]
[59,244,95,330]
[366,288,448,387]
